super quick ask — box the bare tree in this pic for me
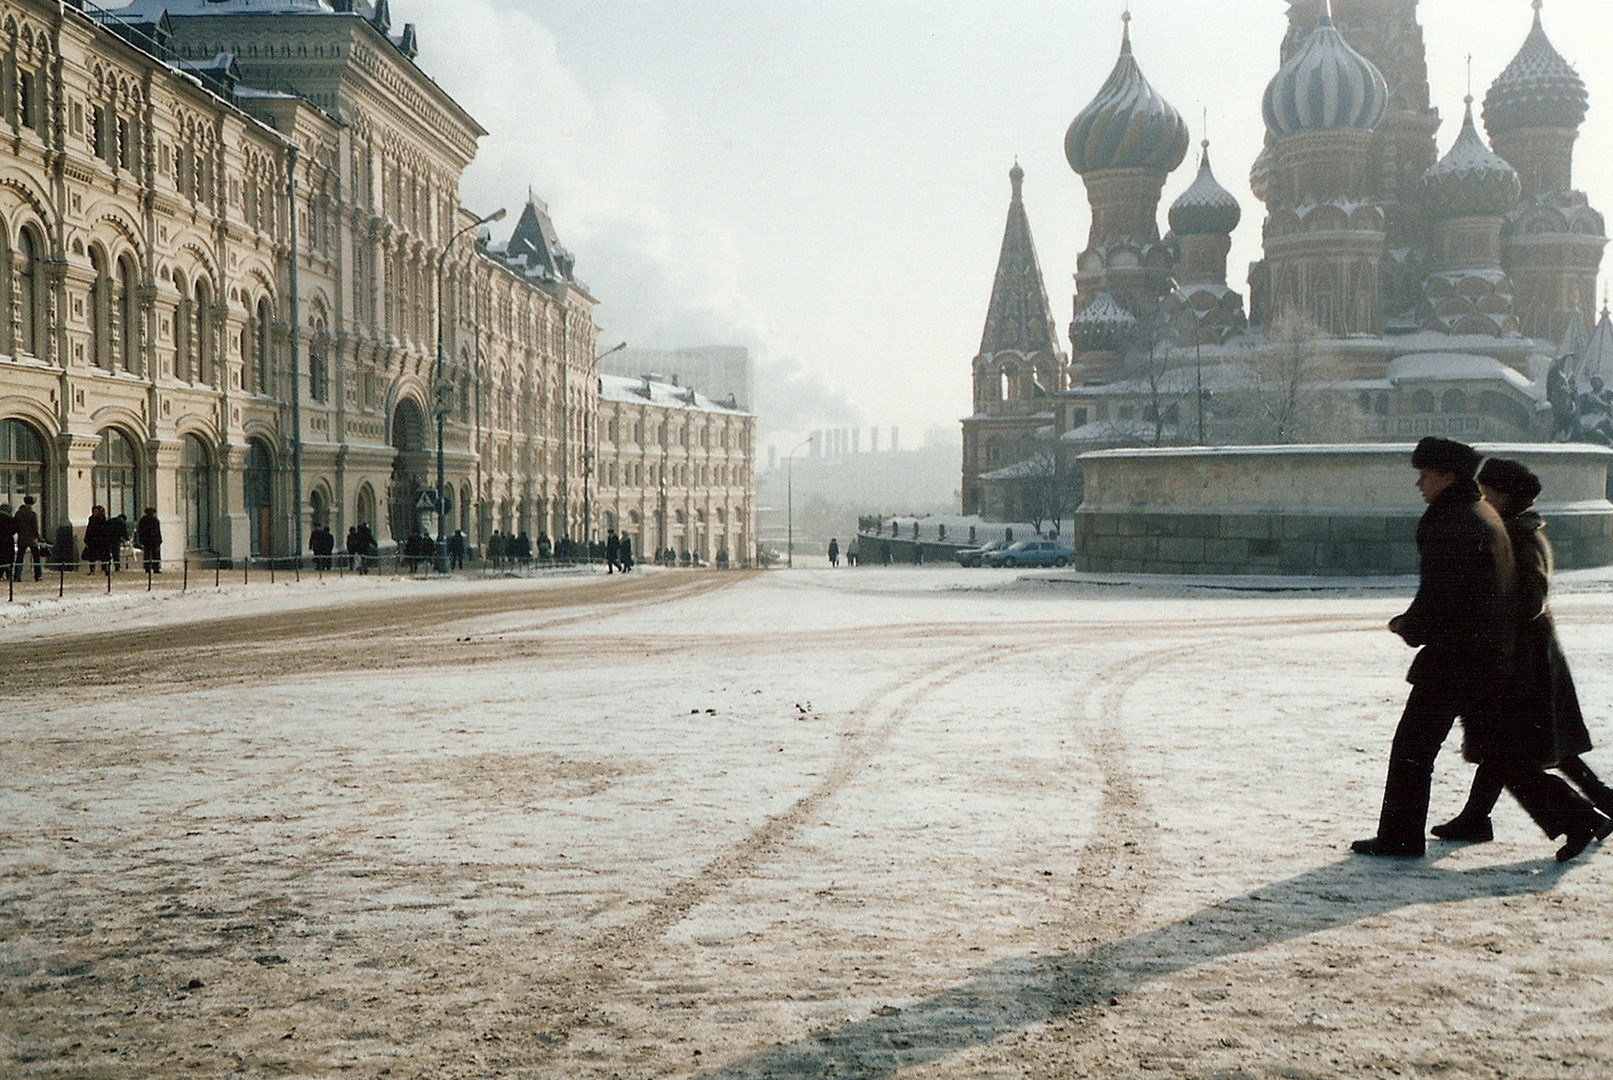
[1220,314,1361,444]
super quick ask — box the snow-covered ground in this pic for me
[3,565,1612,1078]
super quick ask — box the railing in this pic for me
[0,546,746,602]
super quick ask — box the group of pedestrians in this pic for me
[603,530,634,573]
[1355,437,1613,862]
[0,499,166,579]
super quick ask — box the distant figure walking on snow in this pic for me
[827,538,839,567]
[136,507,162,573]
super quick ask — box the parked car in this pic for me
[985,539,1073,568]
[954,539,1011,567]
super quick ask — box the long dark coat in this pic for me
[0,509,15,565]
[1392,479,1515,685]
[1472,508,1593,766]
[82,513,110,563]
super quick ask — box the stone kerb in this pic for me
[1072,443,1613,575]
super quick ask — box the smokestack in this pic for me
[891,426,900,453]
[870,427,880,453]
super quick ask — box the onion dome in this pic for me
[1065,13,1189,176]
[1072,288,1137,352]
[1262,14,1388,139]
[1482,1,1588,137]
[1421,98,1521,218]
[1170,142,1242,236]
[1248,144,1273,205]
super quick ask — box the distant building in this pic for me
[964,2,1610,523]
[602,346,753,411]
[595,374,755,564]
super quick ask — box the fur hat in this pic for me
[1477,457,1542,503]
[1410,436,1481,478]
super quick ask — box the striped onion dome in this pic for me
[1421,99,1521,219]
[1482,1,1587,137]
[1248,144,1273,204]
[1262,14,1388,139]
[1065,13,1189,176]
[1170,142,1242,236]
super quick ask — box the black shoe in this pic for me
[1556,812,1612,863]
[1431,816,1494,843]
[1351,836,1424,858]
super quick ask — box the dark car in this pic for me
[985,539,1073,568]
[954,539,1011,567]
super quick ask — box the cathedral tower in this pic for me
[1164,142,1247,346]
[1418,98,1522,336]
[1260,9,1390,335]
[1483,0,1606,341]
[1064,12,1187,367]
[1281,1,1440,322]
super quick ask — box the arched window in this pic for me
[117,256,138,373]
[17,227,41,357]
[1441,389,1466,414]
[89,248,111,369]
[173,272,192,382]
[256,298,272,395]
[244,438,274,557]
[195,279,216,386]
[92,428,138,521]
[309,487,328,530]
[180,434,213,551]
[1412,390,1435,414]
[0,418,47,518]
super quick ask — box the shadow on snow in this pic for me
[696,851,1577,1078]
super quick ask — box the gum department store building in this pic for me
[964,0,1610,520]
[0,0,755,565]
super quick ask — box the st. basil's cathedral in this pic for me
[963,1,1612,520]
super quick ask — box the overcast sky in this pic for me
[406,1,1613,448]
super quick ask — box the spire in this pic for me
[978,164,1060,357]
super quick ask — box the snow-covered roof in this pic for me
[109,0,373,16]
[978,452,1054,482]
[1060,418,1178,445]
[599,374,746,415]
[1386,352,1539,397]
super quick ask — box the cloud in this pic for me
[407,0,855,435]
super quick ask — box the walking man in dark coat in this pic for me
[1354,438,1607,859]
[14,495,42,580]
[136,507,162,573]
[605,530,620,573]
[1354,438,1517,857]
[619,533,633,572]
[1432,458,1613,857]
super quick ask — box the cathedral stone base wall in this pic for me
[1069,443,1613,576]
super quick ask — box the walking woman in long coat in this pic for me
[1435,458,1613,857]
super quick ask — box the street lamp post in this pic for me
[435,206,506,572]
[786,435,811,569]
[584,341,627,562]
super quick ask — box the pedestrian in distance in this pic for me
[605,530,620,574]
[1432,457,1613,856]
[346,526,361,570]
[1353,438,1606,860]
[13,495,41,580]
[828,538,840,567]
[137,507,163,573]
[310,523,334,572]
[0,502,14,581]
[82,505,111,575]
[448,529,466,570]
[487,530,505,569]
[619,533,633,573]
[109,513,128,571]
[847,536,859,567]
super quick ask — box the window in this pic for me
[89,249,111,369]
[0,418,46,520]
[17,227,39,356]
[92,429,138,521]
[180,435,213,551]
[117,257,138,373]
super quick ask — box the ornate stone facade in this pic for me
[0,0,754,563]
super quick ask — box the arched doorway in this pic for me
[389,397,429,542]
[244,438,274,557]
[356,483,377,535]
[180,434,214,552]
[92,428,139,522]
[0,418,47,520]
[309,487,329,530]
